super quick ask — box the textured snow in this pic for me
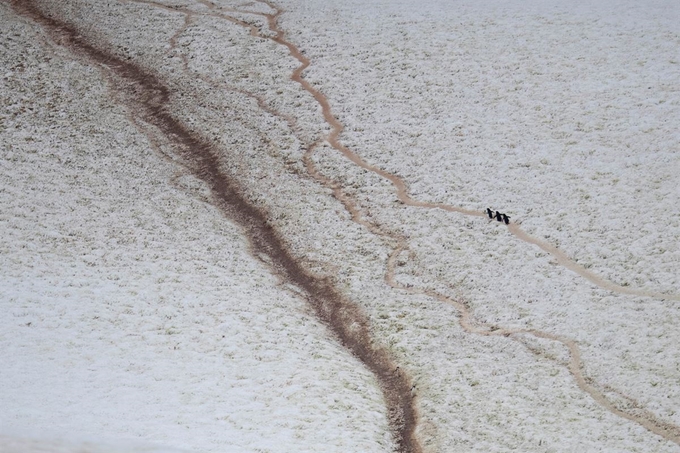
[1,0,679,452]
[0,3,391,452]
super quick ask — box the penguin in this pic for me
[501,213,510,225]
[486,207,494,219]
[495,211,503,222]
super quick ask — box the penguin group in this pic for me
[486,207,510,225]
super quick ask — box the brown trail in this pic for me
[508,224,680,301]
[9,1,421,452]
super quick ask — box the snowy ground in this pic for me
[0,3,391,451]
[1,0,679,452]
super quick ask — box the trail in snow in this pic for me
[190,0,680,445]
[384,248,680,445]
[10,1,421,452]
[508,224,679,301]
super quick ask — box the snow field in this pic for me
[2,0,680,451]
[153,0,680,449]
[146,0,680,449]
[270,0,680,450]
[0,3,394,452]
[0,436,187,453]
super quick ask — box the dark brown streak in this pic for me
[10,1,420,451]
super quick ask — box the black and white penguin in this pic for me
[486,208,494,218]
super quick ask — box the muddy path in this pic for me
[8,1,421,452]
[169,0,680,446]
[507,223,679,301]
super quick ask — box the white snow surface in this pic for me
[0,3,390,452]
[1,0,680,452]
